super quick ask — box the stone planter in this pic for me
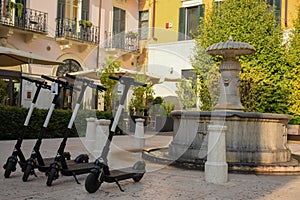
[155,116,174,132]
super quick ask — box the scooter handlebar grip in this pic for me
[88,83,106,91]
[109,75,119,81]
[65,73,76,79]
[41,75,67,86]
[133,82,147,87]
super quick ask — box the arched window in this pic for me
[56,59,82,109]
[56,59,82,77]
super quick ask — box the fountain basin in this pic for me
[168,111,291,164]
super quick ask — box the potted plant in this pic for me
[128,74,154,132]
[155,101,175,132]
[6,0,23,18]
[80,19,93,28]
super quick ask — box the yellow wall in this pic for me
[282,0,300,29]
[139,0,300,43]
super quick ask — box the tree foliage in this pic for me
[129,74,154,115]
[286,7,300,117]
[99,56,121,112]
[193,0,290,114]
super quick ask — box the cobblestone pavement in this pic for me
[1,135,300,200]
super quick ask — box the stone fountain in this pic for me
[143,37,300,173]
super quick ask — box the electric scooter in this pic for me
[3,76,50,178]
[21,75,77,182]
[45,74,106,186]
[85,75,147,193]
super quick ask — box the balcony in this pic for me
[55,18,99,45]
[0,1,47,34]
[103,31,139,53]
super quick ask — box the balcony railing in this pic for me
[103,31,139,52]
[0,1,47,33]
[56,18,99,44]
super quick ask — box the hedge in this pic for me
[0,106,122,140]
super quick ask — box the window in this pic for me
[56,59,82,77]
[57,0,89,20]
[56,59,82,109]
[113,7,125,34]
[81,0,89,20]
[178,4,205,41]
[139,10,149,40]
[266,0,281,26]
[112,7,126,48]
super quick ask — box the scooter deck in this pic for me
[60,162,95,176]
[105,167,145,182]
[38,159,89,172]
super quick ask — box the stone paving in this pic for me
[1,134,300,200]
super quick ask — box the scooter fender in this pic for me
[50,161,59,170]
[26,158,34,166]
[3,156,17,170]
[90,167,101,176]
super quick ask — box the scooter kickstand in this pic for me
[114,178,125,192]
[32,169,38,177]
[72,172,81,184]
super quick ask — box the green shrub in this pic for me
[289,116,300,125]
[0,106,118,140]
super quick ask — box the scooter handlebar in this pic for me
[88,83,106,91]
[109,75,147,87]
[41,75,66,85]
[21,76,45,85]
[41,75,76,91]
[65,73,94,84]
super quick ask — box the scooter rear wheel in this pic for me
[85,172,103,193]
[22,164,32,182]
[4,161,14,178]
[46,168,57,186]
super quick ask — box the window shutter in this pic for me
[57,0,65,19]
[274,0,281,26]
[81,0,90,20]
[178,7,186,41]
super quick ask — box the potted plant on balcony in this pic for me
[80,19,93,28]
[6,0,23,18]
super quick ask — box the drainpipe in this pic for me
[96,0,102,68]
[284,0,288,27]
[152,0,157,41]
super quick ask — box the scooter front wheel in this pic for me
[132,161,145,182]
[4,161,15,178]
[22,164,32,182]
[85,172,103,193]
[46,168,58,186]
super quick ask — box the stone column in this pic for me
[134,118,145,149]
[94,119,111,158]
[205,125,228,184]
[85,117,97,155]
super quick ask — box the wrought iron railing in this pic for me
[0,0,47,33]
[103,31,139,52]
[56,18,99,44]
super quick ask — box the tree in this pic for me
[129,74,154,116]
[99,56,121,112]
[193,0,289,113]
[0,79,8,105]
[176,77,198,110]
[286,7,300,117]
